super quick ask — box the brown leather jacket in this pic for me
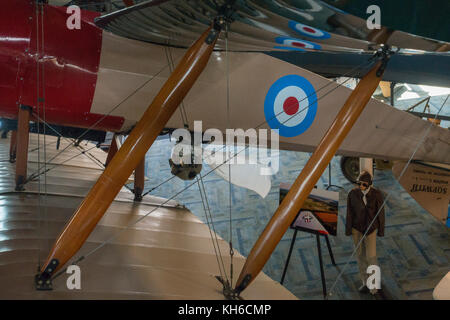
[345,187,385,237]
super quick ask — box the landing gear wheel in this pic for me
[340,156,360,183]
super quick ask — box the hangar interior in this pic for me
[0,0,449,300]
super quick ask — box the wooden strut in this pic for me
[105,134,145,201]
[9,130,17,163]
[15,105,32,191]
[133,157,145,201]
[36,25,221,284]
[234,59,388,294]
[104,133,119,167]
[367,27,394,45]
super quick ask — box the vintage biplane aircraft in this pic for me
[0,0,449,299]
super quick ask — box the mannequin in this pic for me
[345,171,385,295]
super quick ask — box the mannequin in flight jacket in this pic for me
[346,171,385,295]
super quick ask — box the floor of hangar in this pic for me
[134,135,450,300]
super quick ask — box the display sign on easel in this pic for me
[280,183,339,236]
[279,183,339,298]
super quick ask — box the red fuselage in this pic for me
[0,0,123,131]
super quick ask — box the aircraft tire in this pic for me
[340,156,360,183]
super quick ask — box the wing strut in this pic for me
[234,47,393,295]
[34,20,225,290]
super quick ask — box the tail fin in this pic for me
[392,161,450,227]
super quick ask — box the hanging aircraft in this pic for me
[0,0,449,298]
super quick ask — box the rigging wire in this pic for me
[225,23,235,288]
[197,174,229,285]
[28,140,57,153]
[35,0,42,270]
[165,44,189,128]
[165,38,228,283]
[40,1,50,263]
[141,174,177,197]
[74,145,105,169]
[27,144,100,183]
[327,94,449,298]
[26,115,136,196]
[25,115,104,181]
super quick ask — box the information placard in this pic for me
[280,183,339,236]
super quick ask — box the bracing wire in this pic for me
[25,115,104,182]
[165,44,188,127]
[40,1,50,264]
[29,144,100,182]
[197,174,229,284]
[225,22,235,288]
[164,40,228,281]
[35,0,42,270]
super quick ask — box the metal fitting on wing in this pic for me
[35,259,59,291]
[370,44,396,77]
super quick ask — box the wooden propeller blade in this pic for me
[234,59,386,294]
[38,25,220,278]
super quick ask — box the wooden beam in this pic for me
[104,133,119,167]
[36,25,221,284]
[15,106,32,191]
[379,81,391,98]
[360,158,374,176]
[367,27,394,44]
[436,44,450,52]
[9,130,17,163]
[235,59,387,294]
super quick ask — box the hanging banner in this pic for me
[392,161,450,227]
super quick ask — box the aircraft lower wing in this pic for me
[89,32,450,165]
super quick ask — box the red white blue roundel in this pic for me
[275,36,321,50]
[288,20,330,39]
[264,75,317,137]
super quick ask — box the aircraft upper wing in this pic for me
[87,0,450,165]
[95,0,449,52]
[93,0,450,87]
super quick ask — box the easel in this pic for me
[280,227,337,298]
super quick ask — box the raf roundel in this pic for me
[264,75,317,137]
[275,36,321,50]
[288,20,331,40]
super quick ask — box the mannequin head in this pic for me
[357,171,372,191]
